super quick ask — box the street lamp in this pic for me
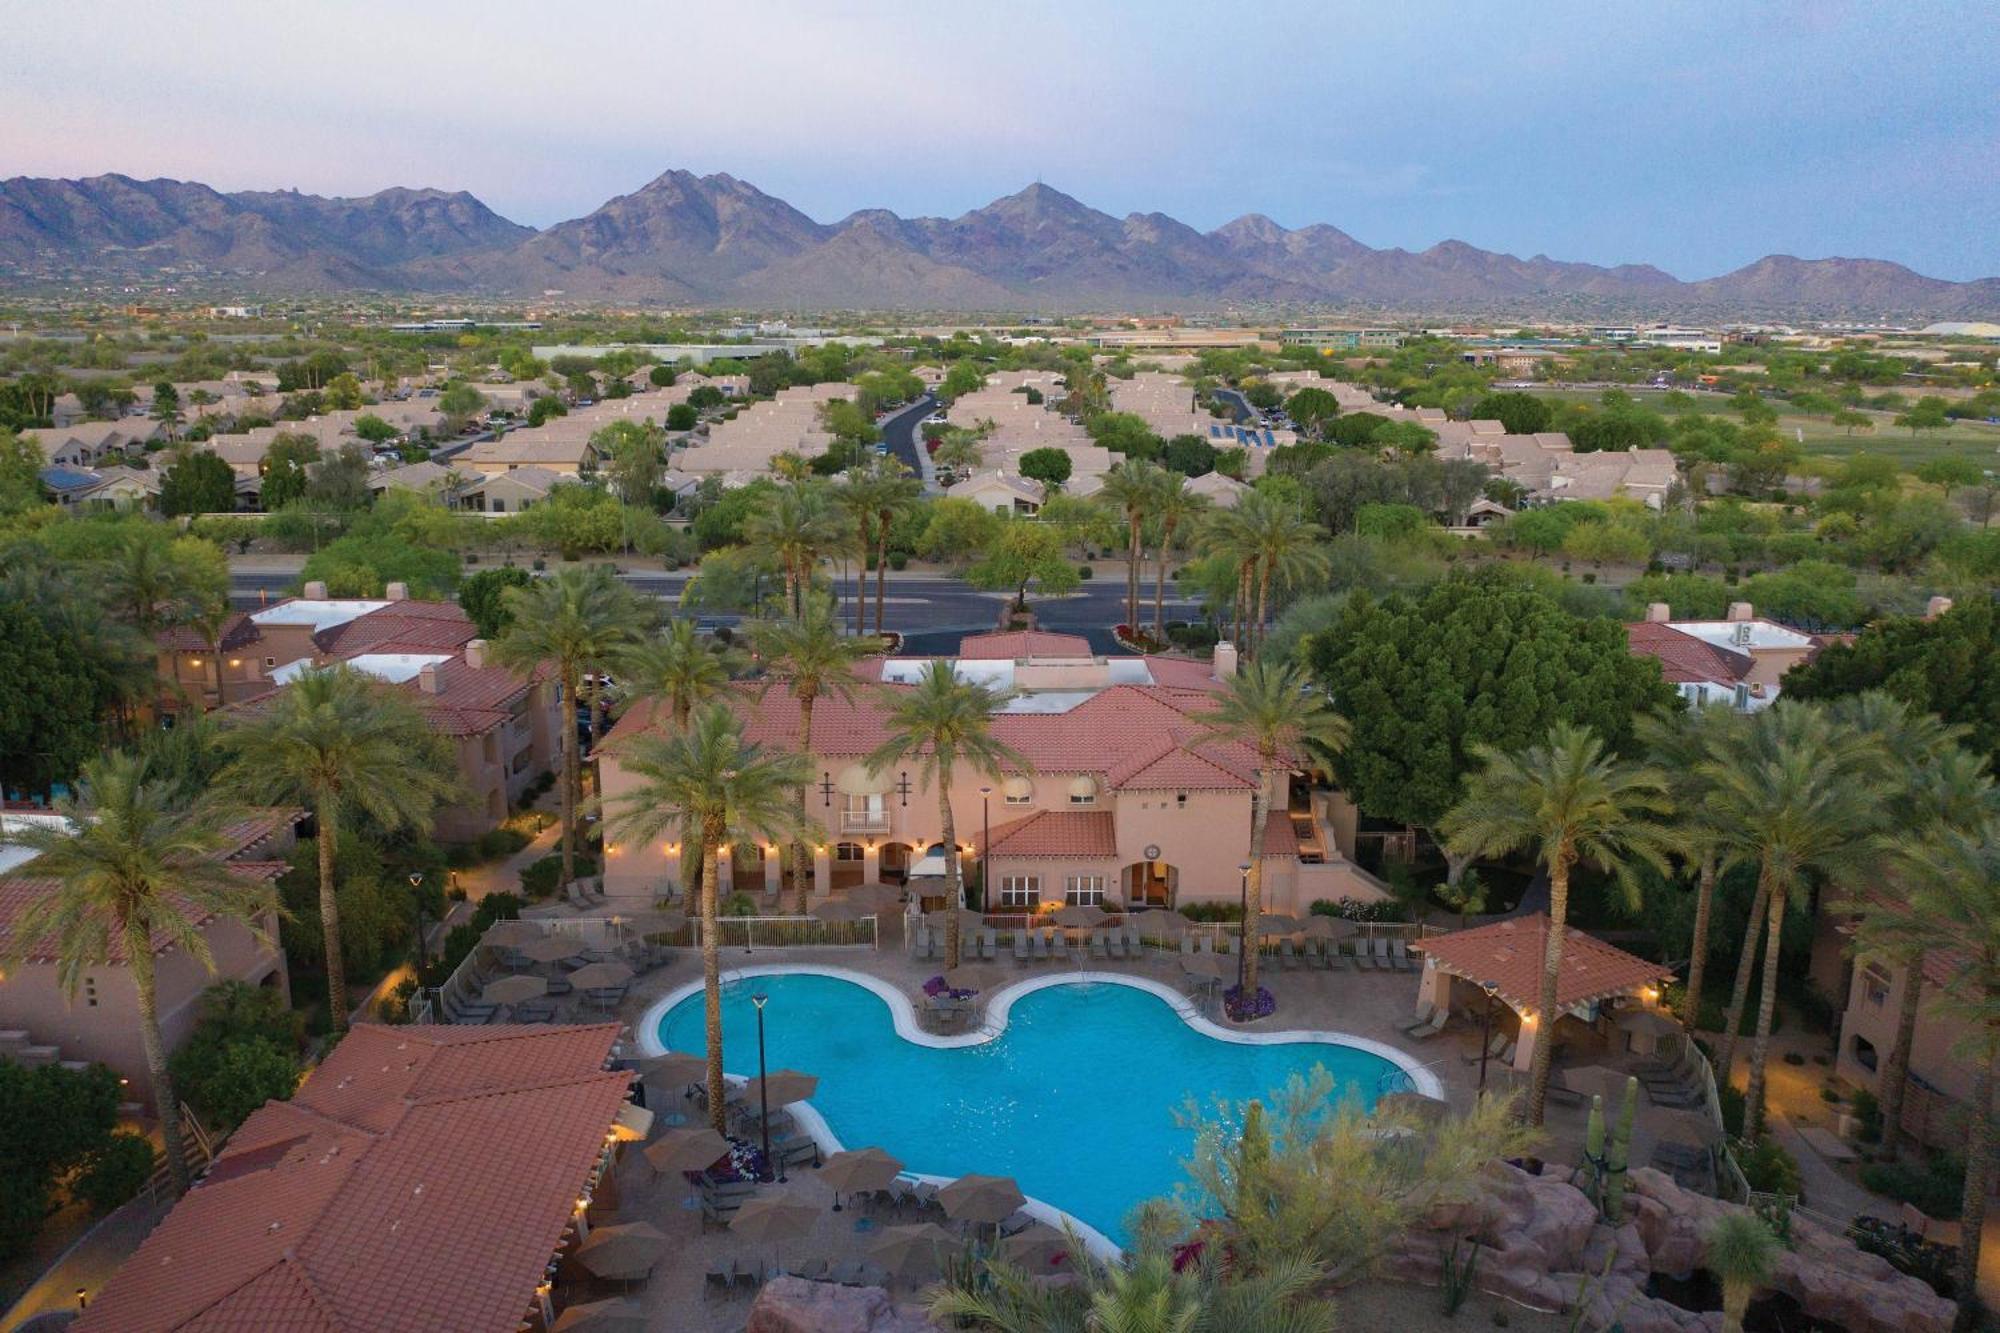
[752,992,778,1182]
[1235,861,1252,1000]
[1477,981,1500,1099]
[407,873,429,972]
[978,786,992,914]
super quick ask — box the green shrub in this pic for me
[1076,564,1093,580]
[1718,1081,1747,1138]
[1734,1137,1803,1197]
[73,1132,157,1215]
[1850,1089,1883,1144]
[721,892,759,917]
[1860,1154,1963,1220]
[167,982,305,1131]
[1180,901,1244,922]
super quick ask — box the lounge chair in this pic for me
[1408,1011,1449,1040]
[511,1000,557,1024]
[1399,1002,1437,1034]
[1013,932,1031,964]
[1373,938,1395,969]
[1090,933,1108,961]
[1463,1031,1509,1065]
[1217,935,1236,957]
[1390,939,1416,972]
[1279,939,1300,970]
[1350,939,1376,971]
[1179,934,1195,956]
[544,975,573,996]
[981,929,997,961]
[1032,932,1050,963]
[1108,933,1127,961]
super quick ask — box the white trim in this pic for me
[635,965,1442,1258]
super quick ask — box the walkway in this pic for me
[0,1196,173,1332]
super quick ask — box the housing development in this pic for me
[2,9,1998,1333]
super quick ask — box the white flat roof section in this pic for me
[250,600,390,633]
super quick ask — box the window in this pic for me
[835,842,865,862]
[264,656,277,667]
[1064,875,1105,906]
[842,794,887,831]
[1176,791,1188,809]
[999,875,1040,907]
[1069,791,1095,807]
[1005,792,1032,807]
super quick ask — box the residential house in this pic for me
[1833,941,1975,1151]
[947,470,1045,516]
[1183,470,1249,508]
[0,808,294,1111]
[1624,602,1823,711]
[456,432,600,477]
[454,465,564,513]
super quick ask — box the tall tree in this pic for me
[1236,490,1328,656]
[1097,459,1169,632]
[492,567,649,890]
[223,667,458,1033]
[837,459,920,637]
[743,481,852,618]
[606,705,811,1129]
[1150,480,1208,639]
[1699,703,1883,1138]
[865,662,1027,969]
[4,753,274,1194]
[750,608,885,912]
[617,619,740,732]
[1192,661,1351,1001]
[1637,704,1747,1035]
[1442,722,1677,1125]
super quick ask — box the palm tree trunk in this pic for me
[852,539,866,637]
[317,794,349,1034]
[940,779,961,969]
[131,942,191,1195]
[1153,519,1173,639]
[1682,850,1717,1037]
[1956,1035,1995,1331]
[1743,884,1789,1141]
[1241,764,1271,1002]
[1234,561,1252,648]
[793,693,816,915]
[1715,868,1773,1085]
[700,831,727,1134]
[1125,514,1141,630]
[558,667,579,891]
[875,525,889,636]
[1254,561,1273,658]
[1877,964,1922,1163]
[1529,856,1571,1127]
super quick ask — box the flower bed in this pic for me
[1223,984,1276,1022]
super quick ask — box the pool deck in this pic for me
[563,938,1664,1330]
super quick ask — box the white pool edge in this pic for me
[635,964,1444,1260]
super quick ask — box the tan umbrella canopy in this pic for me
[1614,1008,1682,1039]
[486,919,543,947]
[811,898,866,923]
[866,1222,957,1280]
[644,1126,730,1175]
[552,1297,646,1332]
[570,960,635,990]
[1376,1091,1451,1126]
[938,1173,1025,1224]
[609,1102,653,1144]
[742,1068,818,1107]
[845,882,903,912]
[1180,953,1227,981]
[997,1222,1071,1273]
[517,934,584,963]
[1303,914,1357,940]
[942,964,985,991]
[575,1222,669,1280]
[634,1050,708,1087]
[482,974,548,1005]
[820,1147,904,1193]
[1558,1065,1637,1104]
[1256,913,1302,938]
[729,1196,821,1244]
[1141,909,1195,936]
[1052,904,1108,928]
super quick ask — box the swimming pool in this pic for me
[644,968,1432,1245]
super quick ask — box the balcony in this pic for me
[840,811,890,833]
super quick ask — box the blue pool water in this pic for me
[654,972,1407,1241]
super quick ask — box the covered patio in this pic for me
[1412,913,1673,1078]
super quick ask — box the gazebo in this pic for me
[1413,913,1672,1075]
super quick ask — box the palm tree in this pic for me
[3,752,275,1195]
[743,481,852,618]
[933,431,985,477]
[1706,1213,1780,1333]
[1192,661,1351,1002]
[1441,722,1677,1125]
[1877,811,2000,1321]
[187,597,237,712]
[102,529,198,638]
[1097,459,1168,633]
[1236,490,1329,657]
[1698,703,1883,1139]
[606,704,812,1129]
[750,608,885,912]
[1198,505,1256,651]
[616,619,740,732]
[1637,704,1746,1036]
[838,459,920,637]
[223,666,458,1033]
[1149,479,1209,640]
[865,661,1027,969]
[492,567,650,891]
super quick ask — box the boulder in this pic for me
[746,1278,936,1333]
[1516,1170,1600,1272]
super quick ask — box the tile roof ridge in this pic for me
[279,1251,344,1330]
[410,1066,632,1110]
[254,1096,389,1143]
[172,1257,297,1332]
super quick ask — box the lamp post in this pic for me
[1235,861,1251,1002]
[1477,981,1500,1099]
[978,785,992,914]
[752,992,777,1182]
[407,872,429,972]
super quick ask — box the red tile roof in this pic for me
[1624,622,1753,686]
[1414,913,1670,1015]
[957,631,1092,659]
[314,602,478,655]
[76,1024,630,1333]
[972,810,1118,858]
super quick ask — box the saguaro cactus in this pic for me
[1605,1075,1638,1221]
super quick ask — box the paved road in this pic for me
[878,395,938,490]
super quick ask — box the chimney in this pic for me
[385,581,409,601]
[418,664,441,694]
[1645,602,1672,623]
[1725,602,1754,623]
[302,580,328,599]
[1926,596,1954,620]
[465,638,487,670]
[1213,641,1239,680]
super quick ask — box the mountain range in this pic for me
[3,170,1996,318]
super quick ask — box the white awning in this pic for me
[1002,776,1033,801]
[1066,776,1098,801]
[836,764,888,796]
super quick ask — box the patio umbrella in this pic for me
[1303,915,1356,940]
[938,1173,1025,1224]
[481,974,548,1005]
[820,1147,904,1194]
[1614,1008,1681,1039]
[609,1101,653,1143]
[485,919,542,946]
[570,960,635,990]
[1256,913,1301,938]
[633,1050,708,1088]
[866,1222,957,1280]
[998,1223,1071,1273]
[1558,1065,1635,1104]
[925,908,986,931]
[644,1126,730,1175]
[1052,904,1107,929]
[552,1297,646,1333]
[1376,1092,1451,1126]
[942,964,984,991]
[575,1221,668,1281]
[743,1068,818,1107]
[1142,909,1195,936]
[810,898,866,923]
[730,1196,822,1271]
[517,934,582,963]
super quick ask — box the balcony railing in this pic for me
[840,811,889,832]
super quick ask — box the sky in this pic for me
[5,0,1996,280]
